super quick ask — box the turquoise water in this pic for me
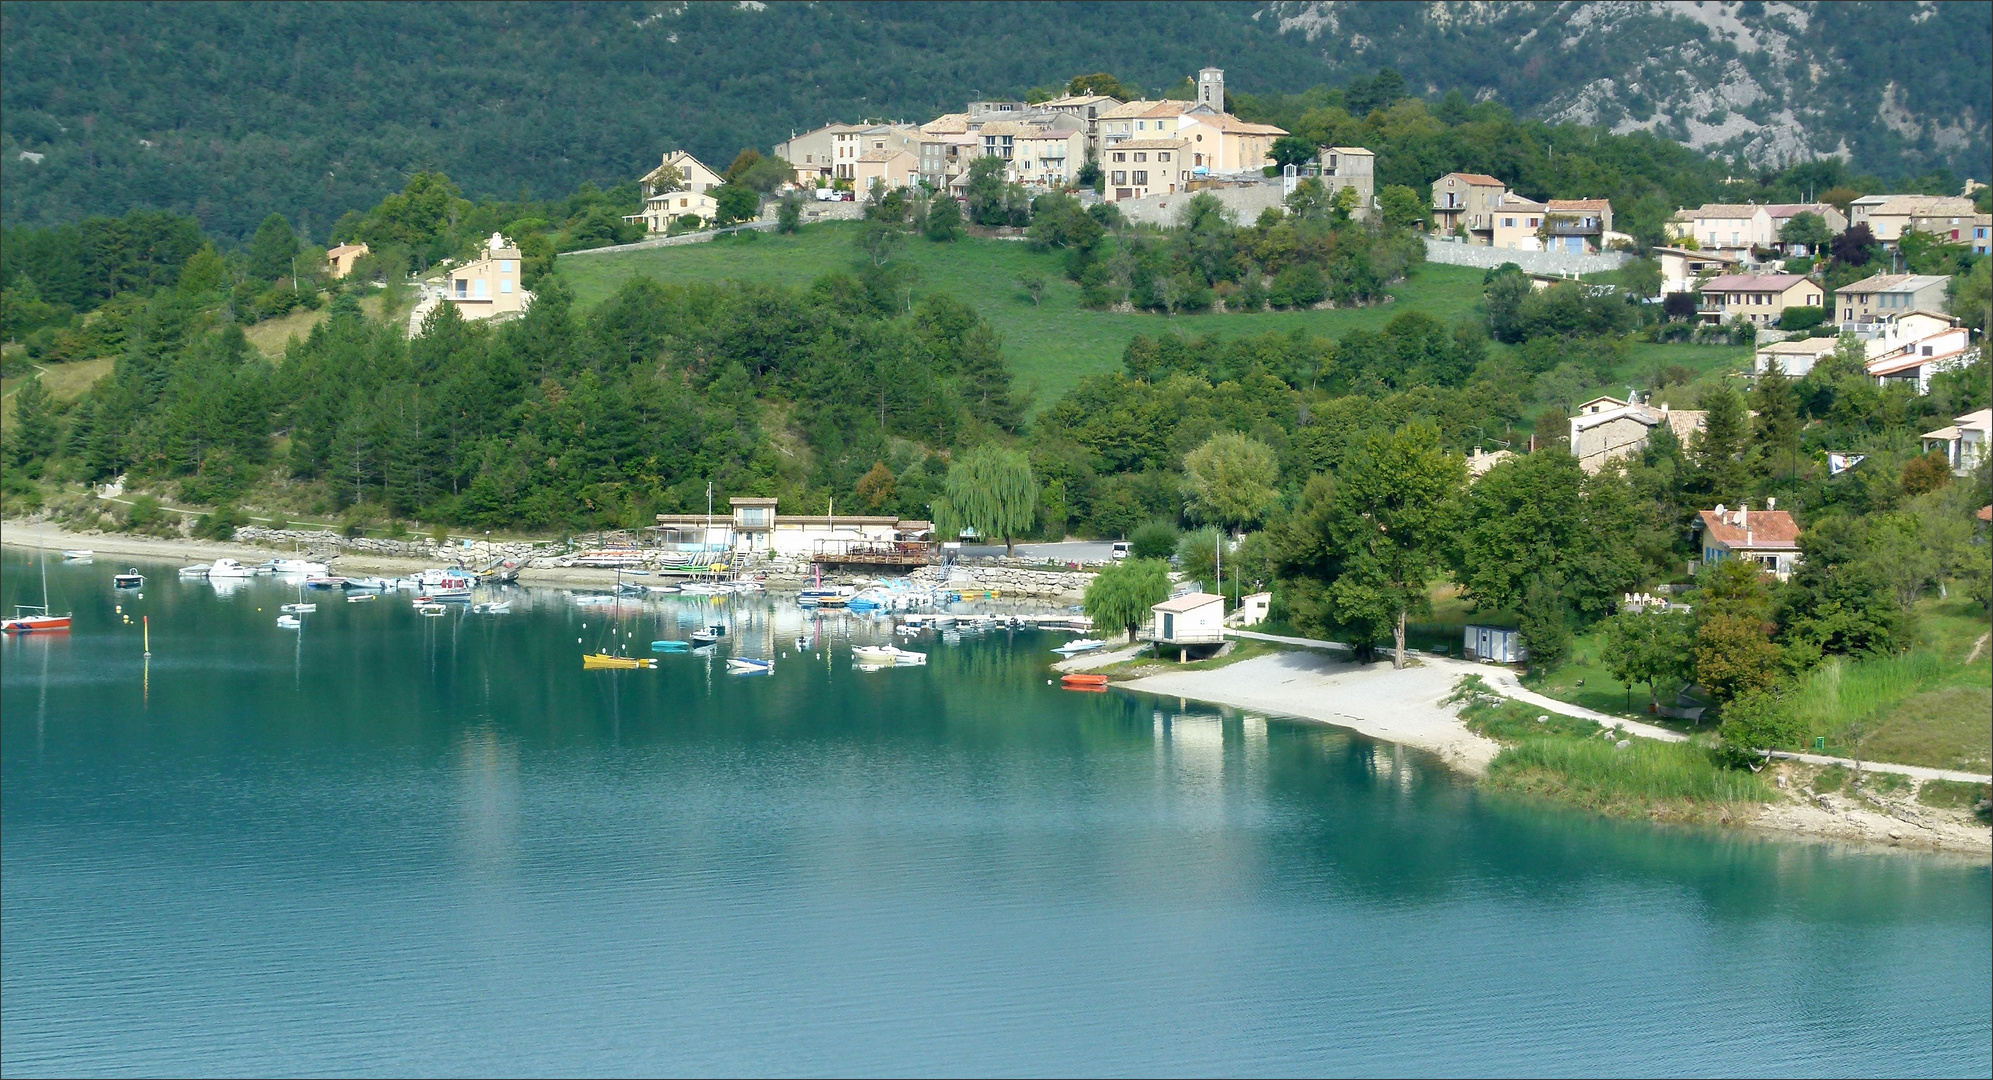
[3,550,1989,1077]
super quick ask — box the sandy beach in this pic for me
[1118,650,1503,776]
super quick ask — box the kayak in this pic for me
[583,653,655,669]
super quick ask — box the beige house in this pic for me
[1103,138,1189,202]
[1653,246,1740,294]
[1176,110,1285,174]
[1464,446,1516,478]
[1014,127,1086,188]
[1569,396,1706,473]
[1835,273,1952,330]
[774,123,867,184]
[1763,202,1848,253]
[1755,335,1840,378]
[325,243,369,279]
[1543,199,1614,252]
[635,189,720,233]
[443,234,530,321]
[855,148,920,192]
[1431,173,1508,237]
[1038,93,1122,155]
[1851,194,1979,244]
[1667,204,1774,252]
[1696,273,1821,326]
[1098,100,1192,149]
[640,151,724,199]
[917,132,978,189]
[1487,193,1549,249]
[1315,147,1375,220]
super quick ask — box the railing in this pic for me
[1143,628,1227,645]
[811,540,935,566]
[1546,221,1601,236]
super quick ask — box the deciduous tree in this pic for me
[941,444,1037,555]
[1180,431,1281,531]
[1084,557,1171,642]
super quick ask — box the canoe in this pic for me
[583,653,655,670]
[1060,673,1110,688]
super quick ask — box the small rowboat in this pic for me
[347,594,377,603]
[583,653,655,670]
[114,569,145,588]
[304,576,348,590]
[62,549,95,560]
[280,603,317,614]
[416,603,447,616]
[1060,673,1110,689]
[651,640,690,652]
[726,656,773,675]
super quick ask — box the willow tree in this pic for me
[940,444,1036,555]
[1084,558,1171,642]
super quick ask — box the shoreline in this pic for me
[1112,649,1990,858]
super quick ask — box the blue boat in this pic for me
[651,640,689,652]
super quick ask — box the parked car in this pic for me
[1110,541,1130,560]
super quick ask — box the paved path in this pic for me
[1213,628,1992,784]
[957,541,1116,563]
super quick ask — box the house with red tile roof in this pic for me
[1431,172,1507,238]
[1696,502,1801,580]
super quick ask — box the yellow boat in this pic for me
[582,653,655,670]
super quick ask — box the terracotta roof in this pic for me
[1978,506,1991,523]
[1099,100,1165,119]
[1701,273,1811,292]
[922,114,970,134]
[1153,592,1223,613]
[327,243,368,257]
[1548,198,1612,212]
[1762,203,1837,218]
[1441,172,1504,187]
[1698,507,1801,550]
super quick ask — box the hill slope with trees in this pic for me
[4,1,1986,242]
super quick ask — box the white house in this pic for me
[1922,409,1991,476]
[653,498,930,560]
[1864,313,1977,393]
[1755,336,1840,378]
[1149,592,1226,660]
[1696,503,1801,581]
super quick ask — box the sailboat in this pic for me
[3,549,72,633]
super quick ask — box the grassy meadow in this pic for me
[558,223,1492,407]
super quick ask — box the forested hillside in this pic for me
[4,1,1986,242]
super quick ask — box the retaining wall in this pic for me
[1423,236,1632,275]
[910,564,1094,599]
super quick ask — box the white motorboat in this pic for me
[114,569,145,588]
[276,614,302,629]
[726,656,773,675]
[342,576,391,590]
[270,559,329,576]
[207,558,259,578]
[280,603,317,614]
[472,601,512,614]
[1052,638,1107,655]
[853,644,927,666]
[177,564,211,578]
[644,584,681,595]
[61,549,95,560]
[418,573,474,600]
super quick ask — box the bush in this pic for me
[1717,689,1806,765]
[1128,518,1179,559]
[1777,305,1826,332]
[193,505,245,540]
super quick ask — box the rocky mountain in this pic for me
[1262,1,1989,180]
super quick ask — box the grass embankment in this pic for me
[1090,638,1291,678]
[1534,598,1992,772]
[559,223,1489,408]
[1452,676,1772,823]
[239,293,387,359]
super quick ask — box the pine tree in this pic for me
[1687,383,1748,506]
[1749,362,1801,480]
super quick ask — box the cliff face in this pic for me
[1263,0,1989,178]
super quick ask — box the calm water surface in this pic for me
[3,550,1989,1077]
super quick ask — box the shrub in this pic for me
[1128,518,1180,560]
[1777,305,1826,332]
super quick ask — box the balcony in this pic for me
[1546,221,1602,236]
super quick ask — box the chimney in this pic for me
[1765,497,1776,511]
[1739,505,1748,529]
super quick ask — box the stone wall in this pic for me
[231,526,540,565]
[1423,236,1632,275]
[1114,183,1287,228]
[909,564,1094,599]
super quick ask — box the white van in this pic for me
[1110,541,1131,560]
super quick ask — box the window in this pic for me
[740,507,769,527]
[473,279,488,299]
[455,279,467,299]
[1922,345,1933,356]
[1502,217,1515,228]
[1136,121,1145,131]
[500,279,513,294]
[1158,152,1170,162]
[1134,152,1146,162]
[1132,170,1148,184]
[501,260,516,272]
[1528,217,1540,227]
[1112,152,1125,163]
[1112,171,1127,184]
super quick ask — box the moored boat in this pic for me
[4,550,72,633]
[347,594,377,603]
[62,549,95,560]
[853,644,926,666]
[1061,673,1110,689]
[690,623,727,645]
[650,639,690,652]
[207,558,259,578]
[177,565,211,578]
[304,576,348,590]
[270,559,329,576]
[583,653,655,669]
[280,602,317,614]
[417,573,474,600]
[1052,638,1107,655]
[114,569,145,589]
[726,656,773,675]
[276,614,302,629]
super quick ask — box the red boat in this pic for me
[1061,673,1110,689]
[2,612,70,633]
[3,550,71,633]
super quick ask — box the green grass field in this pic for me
[558,224,1492,407]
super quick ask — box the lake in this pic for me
[3,550,1988,1077]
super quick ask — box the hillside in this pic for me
[561,226,1490,406]
[4,1,1986,242]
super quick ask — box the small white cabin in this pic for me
[1229,591,1272,627]
[1464,625,1526,664]
[1150,592,1226,661]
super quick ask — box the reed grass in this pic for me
[1485,737,1773,822]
